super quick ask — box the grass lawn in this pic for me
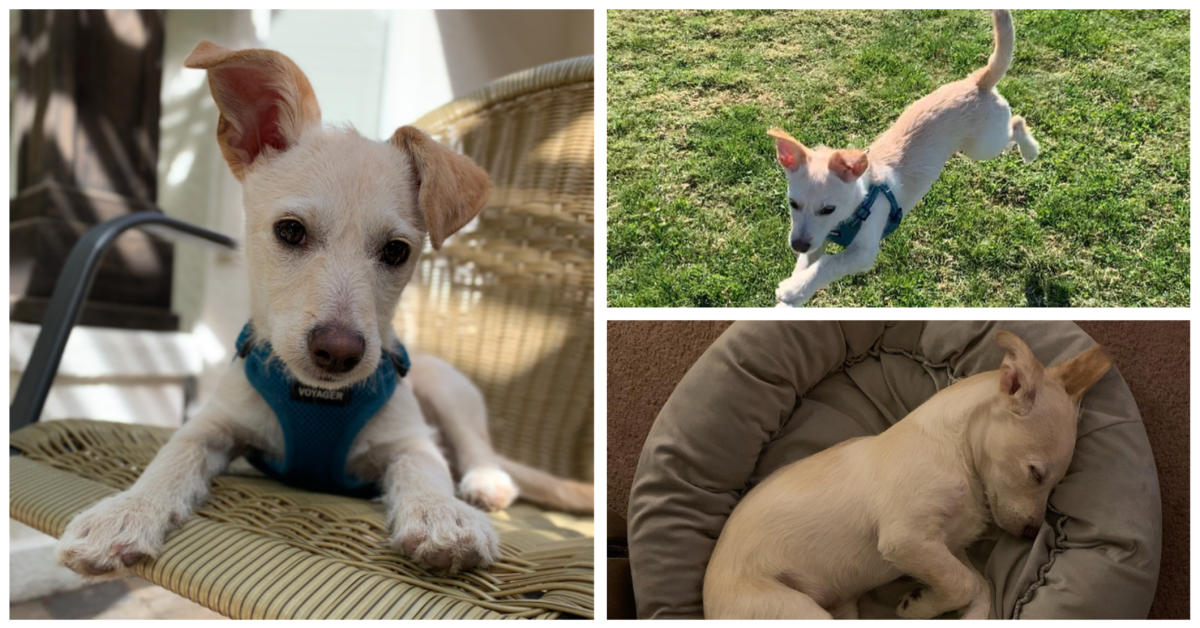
[607,10,1190,307]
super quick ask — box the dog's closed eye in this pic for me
[1028,464,1044,485]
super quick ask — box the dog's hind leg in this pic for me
[409,355,516,512]
[409,354,594,514]
[1009,116,1040,163]
[706,573,835,619]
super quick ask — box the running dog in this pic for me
[772,10,1039,306]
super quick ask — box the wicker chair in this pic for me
[9,56,594,619]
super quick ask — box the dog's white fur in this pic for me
[703,332,1111,619]
[773,10,1040,306]
[56,41,593,580]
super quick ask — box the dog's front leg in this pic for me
[56,404,244,579]
[953,549,992,619]
[878,527,990,619]
[382,435,500,573]
[791,244,825,275]
[353,387,500,573]
[776,241,879,306]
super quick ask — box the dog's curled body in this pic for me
[704,333,1112,619]
[704,384,991,620]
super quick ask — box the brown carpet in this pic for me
[607,320,1188,619]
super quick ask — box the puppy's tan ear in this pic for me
[996,331,1045,413]
[184,40,321,180]
[767,128,808,172]
[1047,344,1112,406]
[829,149,869,183]
[389,126,490,250]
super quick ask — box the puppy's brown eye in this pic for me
[819,205,836,216]
[275,219,306,246]
[381,239,411,266]
[789,199,799,210]
[1029,465,1044,485]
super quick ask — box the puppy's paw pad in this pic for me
[459,467,518,512]
[775,285,796,304]
[896,587,934,619]
[390,497,500,574]
[55,494,174,580]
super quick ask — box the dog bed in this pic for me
[627,321,1161,619]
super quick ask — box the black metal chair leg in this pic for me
[10,213,237,436]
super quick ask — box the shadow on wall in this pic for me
[435,10,593,99]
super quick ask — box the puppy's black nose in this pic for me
[1022,525,1039,539]
[308,326,366,374]
[791,237,811,253]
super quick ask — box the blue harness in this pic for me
[825,182,904,247]
[235,324,410,498]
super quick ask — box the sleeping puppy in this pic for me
[704,332,1111,619]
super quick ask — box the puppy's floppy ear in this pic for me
[1047,344,1112,406]
[995,331,1045,413]
[185,41,321,180]
[389,126,490,250]
[829,149,869,183]
[767,128,808,172]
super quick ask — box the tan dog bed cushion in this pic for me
[627,321,1161,619]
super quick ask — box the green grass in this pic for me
[607,10,1190,307]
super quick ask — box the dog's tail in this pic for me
[973,9,1014,90]
[500,457,594,514]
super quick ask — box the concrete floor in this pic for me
[10,577,225,620]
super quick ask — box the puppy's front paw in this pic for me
[775,274,813,306]
[459,467,518,512]
[56,492,184,580]
[390,496,500,573]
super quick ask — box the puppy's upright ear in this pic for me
[1047,344,1112,406]
[184,41,321,180]
[389,126,490,250]
[829,149,869,183]
[996,331,1045,414]
[767,128,808,172]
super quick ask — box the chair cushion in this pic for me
[627,321,1161,619]
[11,419,593,619]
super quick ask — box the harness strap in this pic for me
[235,323,408,498]
[825,182,904,247]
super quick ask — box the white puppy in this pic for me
[704,332,1111,619]
[773,10,1039,306]
[56,41,593,580]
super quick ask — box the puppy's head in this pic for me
[185,41,489,388]
[976,331,1112,538]
[767,128,868,254]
